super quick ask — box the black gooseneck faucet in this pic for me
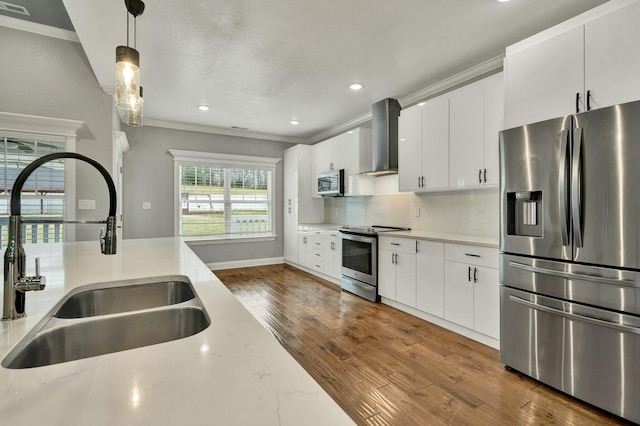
[2,152,117,320]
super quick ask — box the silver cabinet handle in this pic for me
[415,240,418,253]
[468,266,472,282]
[465,253,480,258]
[418,176,421,188]
[509,295,640,335]
[478,169,482,184]
[473,267,478,283]
[421,176,425,188]
[390,243,400,246]
[483,168,487,183]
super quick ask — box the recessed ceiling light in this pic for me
[198,105,210,111]
[349,83,363,91]
[418,102,426,106]
[347,131,354,134]
[498,0,510,2]
[290,120,300,125]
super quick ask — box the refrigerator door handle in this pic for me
[509,295,640,335]
[508,260,640,286]
[558,129,570,246]
[572,127,584,247]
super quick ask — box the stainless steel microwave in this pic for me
[317,169,344,197]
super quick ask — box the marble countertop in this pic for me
[0,238,353,425]
[382,230,499,248]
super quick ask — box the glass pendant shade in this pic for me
[125,87,143,127]
[115,46,140,109]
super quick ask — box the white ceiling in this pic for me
[61,0,607,142]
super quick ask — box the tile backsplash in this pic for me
[324,188,499,238]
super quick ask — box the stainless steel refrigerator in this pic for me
[499,100,640,423]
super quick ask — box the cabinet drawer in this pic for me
[311,260,324,272]
[313,249,324,261]
[379,237,417,254]
[313,238,324,250]
[445,244,498,268]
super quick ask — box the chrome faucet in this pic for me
[2,152,117,320]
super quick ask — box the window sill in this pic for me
[183,235,277,246]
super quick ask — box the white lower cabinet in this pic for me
[381,238,499,344]
[323,229,342,280]
[416,240,445,317]
[443,244,500,339]
[378,237,417,306]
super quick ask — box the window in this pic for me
[169,150,279,241]
[0,137,66,244]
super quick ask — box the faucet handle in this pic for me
[14,257,46,292]
[35,257,40,277]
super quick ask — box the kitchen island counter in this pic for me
[0,237,353,425]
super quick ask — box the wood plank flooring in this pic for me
[215,264,632,426]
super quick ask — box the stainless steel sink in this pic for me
[54,280,196,318]
[2,277,210,369]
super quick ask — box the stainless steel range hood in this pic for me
[362,98,401,176]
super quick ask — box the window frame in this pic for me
[169,149,280,243]
[0,112,83,242]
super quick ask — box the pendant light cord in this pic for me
[126,8,130,47]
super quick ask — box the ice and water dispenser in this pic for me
[506,190,542,237]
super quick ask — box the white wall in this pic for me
[324,189,499,238]
[121,125,294,264]
[0,26,115,242]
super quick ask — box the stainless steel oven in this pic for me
[339,225,409,302]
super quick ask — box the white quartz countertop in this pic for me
[382,230,499,248]
[0,238,353,425]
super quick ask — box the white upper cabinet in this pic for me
[449,80,484,188]
[584,0,640,110]
[505,0,640,128]
[311,128,373,197]
[400,73,502,191]
[504,26,584,128]
[398,104,423,192]
[398,97,449,192]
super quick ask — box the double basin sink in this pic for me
[2,277,211,369]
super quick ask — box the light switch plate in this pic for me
[143,202,151,210]
[414,207,420,217]
[362,208,366,216]
[78,199,95,210]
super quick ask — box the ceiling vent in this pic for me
[0,1,30,16]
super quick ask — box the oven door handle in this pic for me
[508,261,639,287]
[509,295,640,335]
[340,233,376,244]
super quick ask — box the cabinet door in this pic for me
[444,261,474,329]
[483,72,503,186]
[416,240,444,317]
[311,142,331,197]
[283,148,298,205]
[298,234,309,266]
[504,25,584,128]
[331,235,342,279]
[398,104,423,192]
[473,266,500,339]
[395,252,417,307]
[283,203,298,263]
[378,249,396,300]
[422,97,450,189]
[584,0,640,111]
[449,81,484,188]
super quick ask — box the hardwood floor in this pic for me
[215,264,631,426]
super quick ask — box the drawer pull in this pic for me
[390,243,400,246]
[465,253,480,258]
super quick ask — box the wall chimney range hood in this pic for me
[362,98,401,176]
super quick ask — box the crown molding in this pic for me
[305,55,504,144]
[142,118,305,144]
[0,111,92,139]
[0,15,79,42]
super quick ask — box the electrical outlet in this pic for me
[362,208,366,216]
[143,202,151,210]
[414,207,420,217]
[78,199,95,210]
[335,207,339,216]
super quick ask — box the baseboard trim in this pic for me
[208,257,284,271]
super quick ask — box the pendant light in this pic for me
[115,0,145,113]
[125,86,143,127]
